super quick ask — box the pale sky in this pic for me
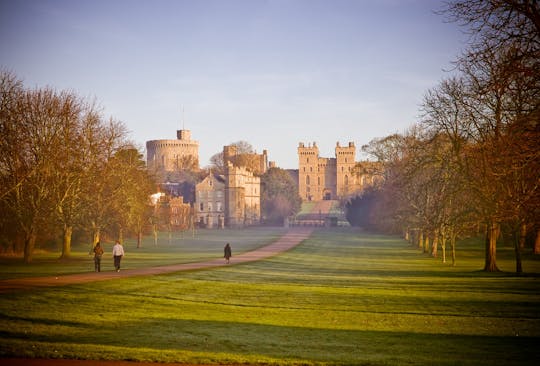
[0,0,464,169]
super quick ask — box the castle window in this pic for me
[310,167,312,172]
[345,175,349,186]
[200,203,204,211]
[306,175,310,185]
[318,177,320,185]
[307,158,309,163]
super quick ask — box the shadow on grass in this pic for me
[1,318,538,366]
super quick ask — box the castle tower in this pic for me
[224,162,261,228]
[298,142,339,201]
[224,162,244,228]
[335,142,356,197]
[146,129,200,175]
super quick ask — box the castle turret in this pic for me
[146,129,199,176]
[335,142,356,197]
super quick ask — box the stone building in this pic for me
[223,145,268,175]
[195,162,261,228]
[169,197,193,230]
[195,174,225,229]
[146,129,199,175]
[298,141,373,201]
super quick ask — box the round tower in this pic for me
[146,129,199,174]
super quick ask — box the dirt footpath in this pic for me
[0,228,313,293]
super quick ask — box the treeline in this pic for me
[0,71,155,262]
[349,1,540,272]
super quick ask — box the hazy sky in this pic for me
[0,0,464,169]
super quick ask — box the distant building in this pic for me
[146,129,199,175]
[297,141,380,201]
[195,174,226,229]
[169,197,193,230]
[195,162,261,228]
[224,162,261,227]
[223,145,268,175]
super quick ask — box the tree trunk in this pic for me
[23,230,36,263]
[417,230,423,250]
[424,234,430,254]
[483,221,500,272]
[451,233,456,266]
[535,229,540,254]
[93,228,101,247]
[153,224,158,246]
[519,223,526,250]
[514,232,523,274]
[405,228,410,242]
[431,229,439,258]
[137,229,142,249]
[118,227,124,244]
[441,234,447,263]
[513,223,526,274]
[60,224,73,259]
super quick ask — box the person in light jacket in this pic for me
[112,240,125,272]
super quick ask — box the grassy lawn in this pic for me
[0,227,287,280]
[1,228,539,365]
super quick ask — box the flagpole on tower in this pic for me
[182,105,185,130]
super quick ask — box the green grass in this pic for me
[0,227,287,279]
[1,228,539,365]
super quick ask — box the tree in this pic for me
[261,167,301,225]
[109,147,155,248]
[0,82,85,262]
[345,187,381,229]
[80,118,129,247]
[437,0,540,272]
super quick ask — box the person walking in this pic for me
[92,242,104,272]
[224,243,232,264]
[112,240,125,272]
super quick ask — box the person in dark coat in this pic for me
[224,243,232,264]
[92,242,104,272]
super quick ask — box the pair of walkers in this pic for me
[92,241,230,272]
[91,240,124,272]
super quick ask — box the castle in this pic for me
[298,141,376,201]
[147,129,379,228]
